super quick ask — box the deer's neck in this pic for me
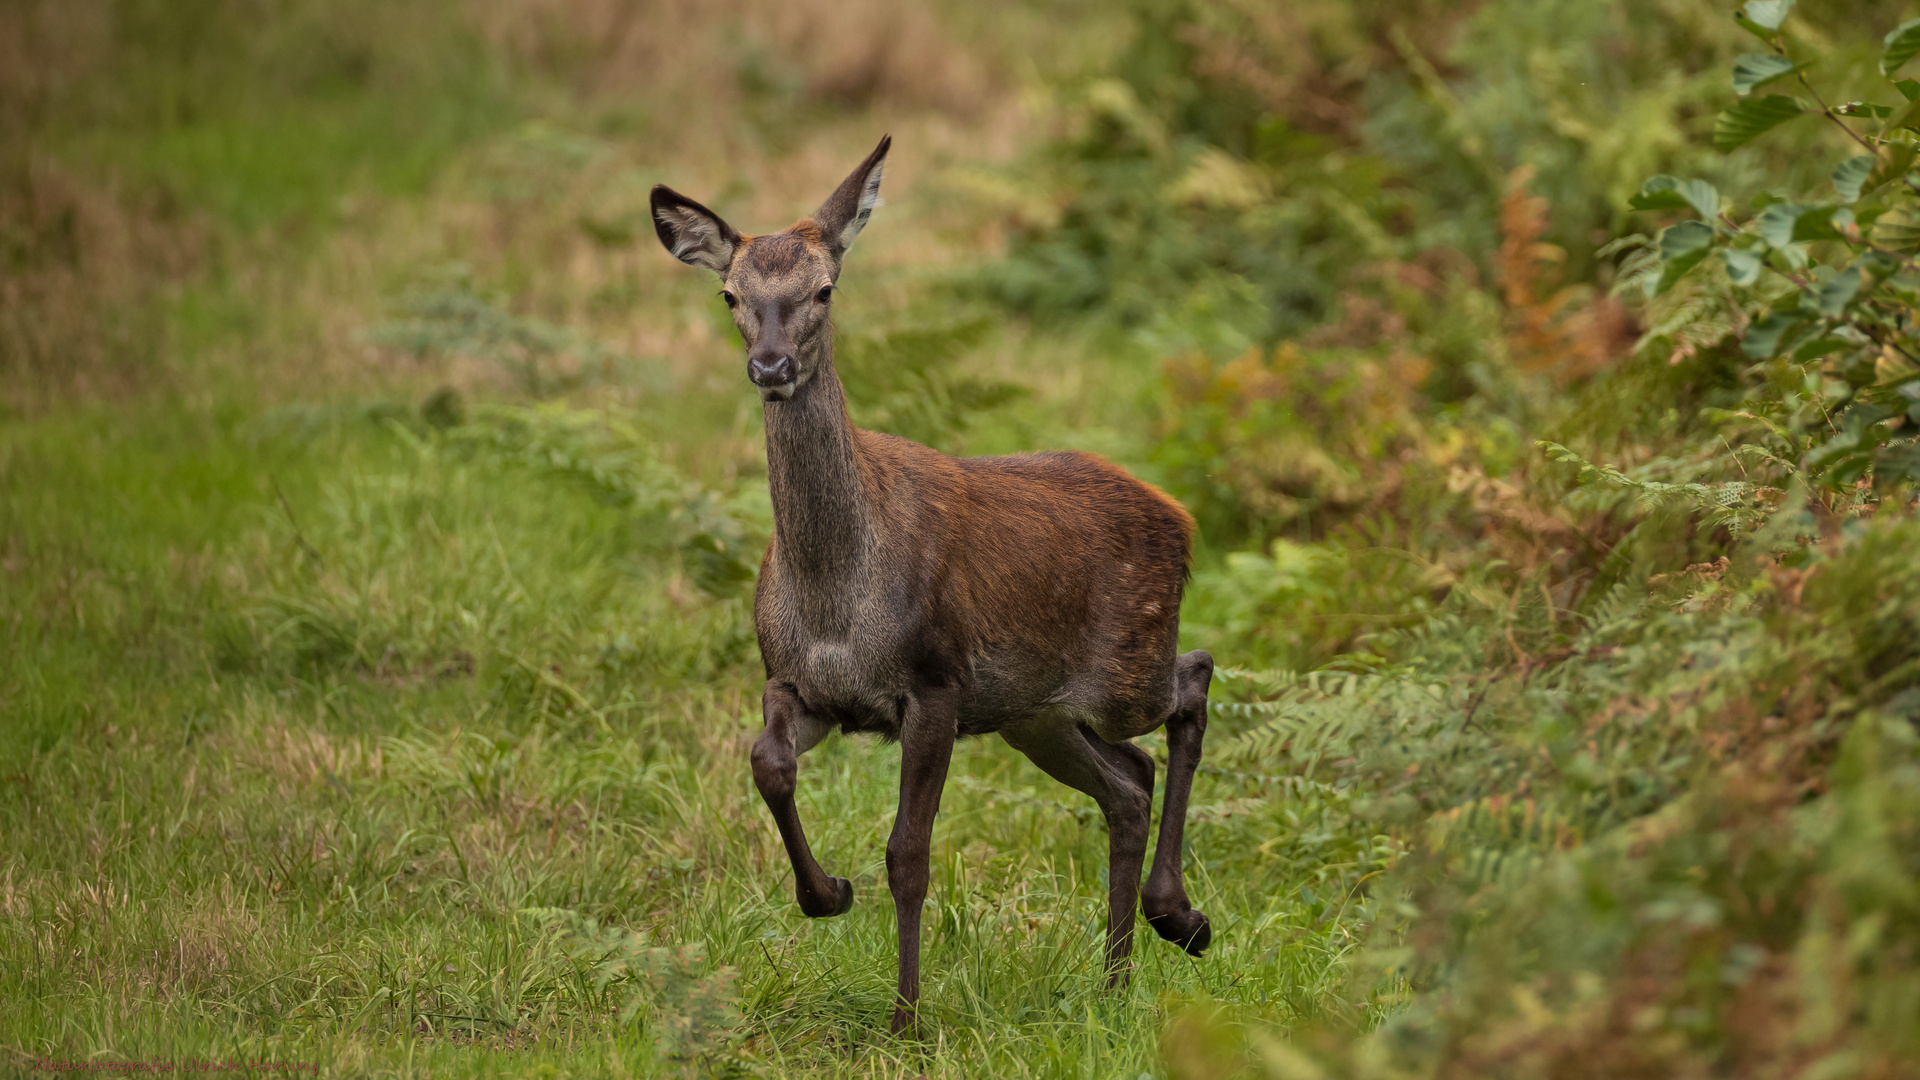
[763,352,870,586]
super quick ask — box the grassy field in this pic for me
[2,2,1364,1075]
[6,0,1920,1077]
[2,405,1369,1077]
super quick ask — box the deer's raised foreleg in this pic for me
[752,682,852,918]
[1143,649,1213,956]
[1001,718,1155,986]
[888,684,959,1036]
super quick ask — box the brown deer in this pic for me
[650,136,1213,1035]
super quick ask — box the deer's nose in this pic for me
[748,354,794,389]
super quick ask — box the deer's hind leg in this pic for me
[753,682,853,918]
[1000,717,1155,986]
[1143,650,1213,956]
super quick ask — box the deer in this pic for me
[650,135,1213,1035]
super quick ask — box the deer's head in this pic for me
[650,136,889,402]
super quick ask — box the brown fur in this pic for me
[756,429,1194,741]
[738,230,818,277]
[650,136,1215,1035]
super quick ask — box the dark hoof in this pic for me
[1151,909,1212,957]
[799,876,854,918]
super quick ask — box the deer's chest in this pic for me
[757,580,920,731]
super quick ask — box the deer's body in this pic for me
[758,375,1192,742]
[652,137,1213,1035]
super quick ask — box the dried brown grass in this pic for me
[0,0,1032,415]
[0,158,210,413]
[497,0,990,115]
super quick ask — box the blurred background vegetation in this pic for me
[3,0,1918,1076]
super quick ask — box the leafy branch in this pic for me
[1623,2,1920,500]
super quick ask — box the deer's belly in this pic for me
[761,605,1043,736]
[792,642,1060,738]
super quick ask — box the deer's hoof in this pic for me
[1151,909,1212,957]
[800,876,854,918]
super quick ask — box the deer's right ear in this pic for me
[650,186,740,273]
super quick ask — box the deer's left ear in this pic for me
[811,135,890,268]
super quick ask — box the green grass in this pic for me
[0,404,1374,1077]
[42,0,519,235]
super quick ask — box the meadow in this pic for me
[4,1,1919,1077]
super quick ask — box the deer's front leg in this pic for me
[752,682,852,918]
[887,685,959,1036]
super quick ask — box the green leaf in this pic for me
[1848,401,1898,428]
[1753,203,1845,247]
[1629,175,1688,210]
[1655,221,1716,293]
[1881,442,1920,483]
[1722,248,1763,286]
[1900,383,1920,427]
[1793,206,1844,243]
[1742,0,1795,31]
[1713,95,1806,151]
[1885,94,1920,135]
[1900,79,1920,102]
[1814,266,1862,317]
[1732,53,1809,95]
[1659,220,1715,255]
[1883,17,1920,77]
[1742,309,1810,359]
[1875,206,1920,254]
[1856,249,1904,281]
[1869,143,1920,193]
[1834,101,1892,118]
[1790,335,1851,362]
[1805,444,1876,488]
[1757,202,1808,248]
[1629,175,1721,219]
[1833,156,1875,201]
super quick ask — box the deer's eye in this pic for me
[815,284,833,304]
[720,290,738,309]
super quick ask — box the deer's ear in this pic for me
[650,186,740,273]
[812,134,890,265]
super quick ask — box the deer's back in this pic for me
[755,430,1192,741]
